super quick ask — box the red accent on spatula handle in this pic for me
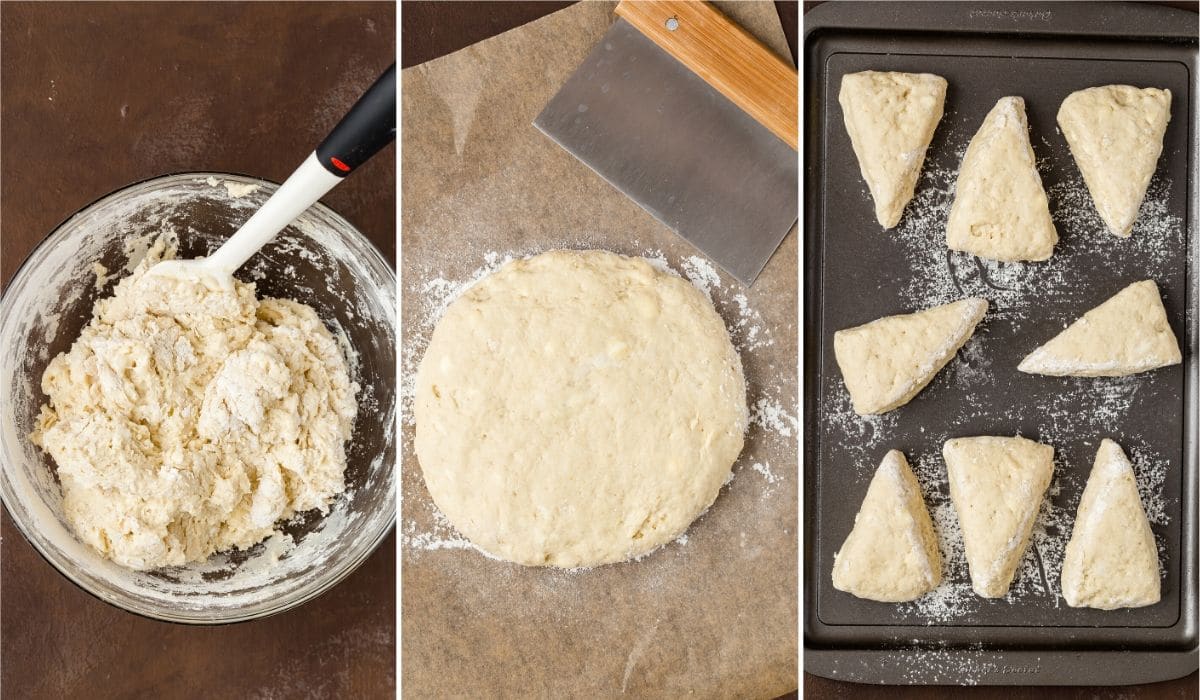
[316,63,396,177]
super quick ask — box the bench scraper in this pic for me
[535,0,797,286]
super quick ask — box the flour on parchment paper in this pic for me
[822,165,1180,622]
[750,397,798,439]
[751,463,782,494]
[402,249,795,556]
[641,250,775,352]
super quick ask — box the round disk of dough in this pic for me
[415,250,747,567]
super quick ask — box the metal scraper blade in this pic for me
[534,18,797,286]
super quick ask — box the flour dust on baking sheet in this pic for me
[818,145,1182,625]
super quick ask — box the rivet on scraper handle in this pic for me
[615,0,798,150]
[535,2,798,287]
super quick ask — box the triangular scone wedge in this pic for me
[1061,439,1160,609]
[946,97,1058,261]
[944,436,1054,598]
[1059,86,1171,237]
[832,450,942,602]
[834,298,988,415]
[839,71,949,229]
[1019,280,1181,377]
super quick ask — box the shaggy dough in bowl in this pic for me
[31,240,358,571]
[414,250,748,568]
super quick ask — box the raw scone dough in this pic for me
[31,240,358,570]
[833,297,988,415]
[946,96,1058,261]
[832,450,942,602]
[414,250,747,568]
[839,71,948,228]
[944,436,1054,598]
[1061,439,1160,610]
[1018,280,1181,377]
[1058,85,1171,237]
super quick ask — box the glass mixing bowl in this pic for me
[0,173,395,623]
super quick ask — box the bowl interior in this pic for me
[0,173,396,622]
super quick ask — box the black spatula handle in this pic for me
[316,63,396,177]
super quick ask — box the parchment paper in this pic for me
[400,3,797,697]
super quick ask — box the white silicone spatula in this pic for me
[150,64,395,289]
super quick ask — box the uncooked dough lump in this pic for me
[415,250,747,568]
[32,241,358,571]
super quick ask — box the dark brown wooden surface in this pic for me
[400,0,798,69]
[802,1,1197,697]
[0,3,396,698]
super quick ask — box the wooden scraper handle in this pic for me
[615,0,798,150]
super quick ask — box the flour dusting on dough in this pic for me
[3,175,394,617]
[403,248,794,558]
[825,164,1179,623]
[31,238,359,570]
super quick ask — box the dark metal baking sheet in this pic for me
[803,1,1198,685]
